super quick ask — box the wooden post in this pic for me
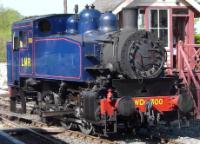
[64,0,67,14]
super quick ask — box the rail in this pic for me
[177,41,200,117]
[0,114,62,144]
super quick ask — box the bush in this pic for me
[0,7,22,62]
[195,34,200,44]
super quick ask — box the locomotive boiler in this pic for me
[6,5,193,136]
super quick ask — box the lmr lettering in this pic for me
[21,57,31,67]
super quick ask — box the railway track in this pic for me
[0,93,186,144]
[0,94,118,144]
[0,113,66,144]
[0,108,117,144]
[0,112,116,144]
[0,94,35,114]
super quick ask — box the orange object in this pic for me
[100,98,116,116]
[132,95,179,112]
[107,89,113,102]
[8,87,12,97]
[100,88,179,116]
[100,89,116,116]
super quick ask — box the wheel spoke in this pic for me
[78,120,94,135]
[60,121,73,130]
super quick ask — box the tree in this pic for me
[195,34,200,44]
[0,7,22,62]
[194,18,200,44]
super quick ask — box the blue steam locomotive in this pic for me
[6,5,193,135]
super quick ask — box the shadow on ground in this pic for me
[0,128,68,144]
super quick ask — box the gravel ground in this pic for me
[53,121,200,144]
[55,134,93,144]
[0,63,7,91]
[0,122,9,129]
[0,89,8,96]
[175,137,200,144]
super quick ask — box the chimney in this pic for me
[122,8,138,31]
[64,0,67,13]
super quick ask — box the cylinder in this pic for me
[122,8,138,30]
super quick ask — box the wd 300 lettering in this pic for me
[134,98,164,106]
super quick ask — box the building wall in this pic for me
[129,0,189,7]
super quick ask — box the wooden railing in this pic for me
[177,41,200,117]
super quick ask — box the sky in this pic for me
[195,20,200,34]
[0,0,95,16]
[0,0,199,33]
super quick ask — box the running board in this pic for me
[41,111,73,117]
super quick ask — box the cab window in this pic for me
[13,36,19,50]
[13,31,28,50]
[19,31,27,48]
[13,32,19,50]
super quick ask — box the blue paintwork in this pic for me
[67,16,79,34]
[99,12,118,34]
[6,42,12,85]
[13,50,19,81]
[33,15,70,37]
[19,49,33,74]
[7,13,110,85]
[32,36,101,82]
[78,7,101,34]
[34,37,81,80]
[19,31,33,75]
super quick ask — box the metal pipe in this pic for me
[64,0,67,13]
[122,7,138,31]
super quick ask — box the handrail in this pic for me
[185,44,200,59]
[184,44,200,47]
[177,41,200,117]
[178,41,200,90]
[179,70,197,109]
